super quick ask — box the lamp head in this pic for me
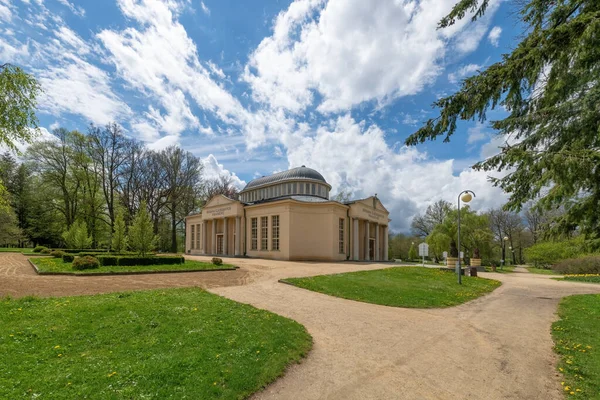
[461,193,473,203]
[503,236,509,241]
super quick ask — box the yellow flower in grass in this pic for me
[564,386,570,391]
[54,345,60,349]
[566,360,573,364]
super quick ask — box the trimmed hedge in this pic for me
[212,257,223,266]
[553,255,600,274]
[50,250,66,258]
[72,256,100,270]
[95,255,184,267]
[40,248,52,254]
[62,254,75,263]
[33,246,48,253]
[56,249,109,254]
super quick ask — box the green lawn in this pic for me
[0,288,312,399]
[526,266,561,275]
[484,266,515,273]
[0,247,34,253]
[31,257,236,275]
[552,294,600,397]
[561,275,600,284]
[282,267,501,308]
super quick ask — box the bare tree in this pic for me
[201,175,239,202]
[411,199,452,238]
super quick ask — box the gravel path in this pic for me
[2,253,600,399]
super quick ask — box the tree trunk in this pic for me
[171,203,177,253]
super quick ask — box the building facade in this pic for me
[185,166,390,261]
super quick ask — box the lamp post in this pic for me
[501,236,508,269]
[457,190,476,284]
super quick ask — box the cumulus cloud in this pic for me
[448,63,483,84]
[467,122,488,144]
[244,0,500,114]
[488,26,502,47]
[202,154,246,189]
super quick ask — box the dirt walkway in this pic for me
[2,253,600,399]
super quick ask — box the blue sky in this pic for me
[0,0,519,231]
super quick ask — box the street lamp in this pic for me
[501,236,509,268]
[457,190,476,284]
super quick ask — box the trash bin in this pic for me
[470,267,478,277]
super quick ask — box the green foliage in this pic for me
[0,288,312,399]
[40,248,51,254]
[0,64,41,152]
[49,250,66,258]
[211,257,223,266]
[553,255,600,275]
[283,267,501,308]
[524,237,587,267]
[62,220,92,249]
[0,205,22,246]
[96,255,184,267]
[408,243,417,260]
[129,202,158,256]
[72,255,100,270]
[111,207,128,254]
[62,254,74,263]
[406,0,600,240]
[33,245,47,253]
[552,294,600,396]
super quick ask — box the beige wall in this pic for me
[245,202,292,260]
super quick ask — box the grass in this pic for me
[0,288,312,399]
[560,275,600,284]
[0,247,34,253]
[30,257,236,275]
[552,294,600,398]
[484,266,515,273]
[526,266,562,275]
[282,267,501,308]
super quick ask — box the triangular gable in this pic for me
[204,194,238,208]
[356,196,389,213]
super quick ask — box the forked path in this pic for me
[2,254,600,399]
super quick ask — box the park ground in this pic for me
[1,254,600,399]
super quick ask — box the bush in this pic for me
[524,237,586,268]
[60,249,109,254]
[40,248,52,254]
[50,250,66,258]
[33,246,47,253]
[95,255,184,267]
[72,256,100,270]
[62,254,75,263]
[553,255,600,274]
[212,257,223,266]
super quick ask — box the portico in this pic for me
[347,197,389,262]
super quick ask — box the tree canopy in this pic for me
[405,1,600,241]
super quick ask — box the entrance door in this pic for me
[369,239,375,260]
[216,234,224,255]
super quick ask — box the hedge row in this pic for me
[95,255,184,267]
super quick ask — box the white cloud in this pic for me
[244,0,500,114]
[202,154,246,189]
[0,2,12,22]
[56,0,85,17]
[283,115,507,231]
[467,122,488,144]
[448,63,483,84]
[54,26,90,55]
[488,26,502,47]
[200,1,210,15]
[146,134,180,150]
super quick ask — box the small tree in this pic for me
[129,201,158,256]
[62,220,92,249]
[408,243,417,261]
[111,208,128,254]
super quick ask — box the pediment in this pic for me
[204,194,238,208]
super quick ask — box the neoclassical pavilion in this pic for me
[185,166,390,261]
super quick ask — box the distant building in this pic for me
[185,166,390,261]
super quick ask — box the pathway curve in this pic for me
[2,253,600,399]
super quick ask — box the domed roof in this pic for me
[241,166,329,192]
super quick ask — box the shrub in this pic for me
[95,255,184,267]
[72,256,100,270]
[62,221,93,249]
[62,254,75,263]
[212,257,223,266]
[553,255,600,274]
[524,237,586,268]
[40,248,52,254]
[50,250,66,258]
[61,249,108,254]
[33,246,47,253]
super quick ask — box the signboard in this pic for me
[460,251,464,258]
[442,251,448,259]
[418,242,429,257]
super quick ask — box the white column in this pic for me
[353,218,359,261]
[383,226,389,261]
[364,220,370,261]
[223,217,228,255]
[202,222,207,254]
[375,223,380,261]
[212,219,217,254]
[235,217,241,256]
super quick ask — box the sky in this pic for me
[0,0,521,232]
